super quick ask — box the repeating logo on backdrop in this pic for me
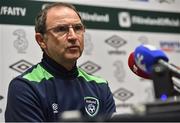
[84,32,93,55]
[105,35,127,55]
[144,87,154,102]
[0,95,3,113]
[118,12,131,28]
[138,36,149,45]
[84,97,99,117]
[156,0,175,4]
[113,88,134,102]
[160,41,180,53]
[10,60,33,73]
[79,61,101,74]
[13,29,28,53]
[113,60,126,82]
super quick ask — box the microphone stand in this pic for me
[110,64,180,121]
[151,63,176,100]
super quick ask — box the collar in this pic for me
[40,53,79,78]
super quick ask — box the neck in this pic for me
[43,53,76,71]
[61,61,76,71]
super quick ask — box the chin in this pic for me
[65,52,82,61]
[67,56,80,61]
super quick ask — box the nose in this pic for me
[67,27,78,39]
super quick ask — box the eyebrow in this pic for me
[47,23,83,30]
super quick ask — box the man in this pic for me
[5,2,116,122]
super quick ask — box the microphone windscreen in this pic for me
[128,52,151,79]
[134,44,169,73]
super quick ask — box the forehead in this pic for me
[46,6,81,26]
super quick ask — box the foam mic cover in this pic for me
[128,52,151,79]
[134,44,169,74]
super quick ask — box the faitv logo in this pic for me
[118,12,131,28]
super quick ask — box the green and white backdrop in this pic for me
[0,0,180,121]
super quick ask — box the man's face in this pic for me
[41,7,84,64]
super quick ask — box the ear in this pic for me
[35,33,46,49]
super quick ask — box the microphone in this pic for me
[128,51,180,97]
[134,44,180,78]
[134,44,168,74]
[133,44,180,99]
[128,52,150,79]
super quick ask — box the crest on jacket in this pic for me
[84,96,99,117]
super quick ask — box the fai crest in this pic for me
[84,97,99,117]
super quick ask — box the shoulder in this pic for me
[77,68,107,84]
[9,63,53,88]
[21,64,53,83]
[7,64,48,100]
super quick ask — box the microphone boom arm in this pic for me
[158,59,180,79]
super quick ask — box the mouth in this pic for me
[67,45,80,51]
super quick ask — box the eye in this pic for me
[54,25,69,32]
[74,24,84,31]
